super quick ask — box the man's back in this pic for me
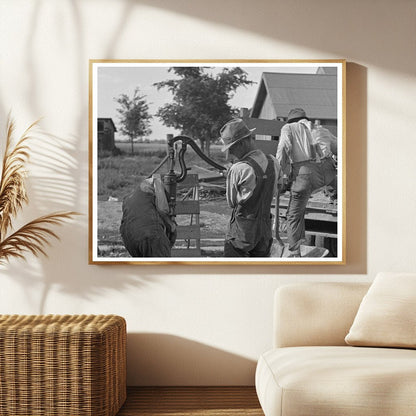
[277,119,315,165]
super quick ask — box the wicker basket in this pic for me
[0,314,126,416]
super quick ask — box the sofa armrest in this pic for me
[273,282,370,348]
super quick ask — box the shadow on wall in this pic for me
[127,333,257,386]
[23,0,87,211]
[345,63,367,274]
[0,1,140,309]
[132,0,413,77]
[0,123,146,313]
[0,0,91,308]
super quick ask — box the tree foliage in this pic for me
[154,67,253,154]
[114,87,152,154]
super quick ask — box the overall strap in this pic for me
[240,156,266,207]
[237,155,275,216]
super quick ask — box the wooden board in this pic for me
[176,225,201,240]
[175,200,200,215]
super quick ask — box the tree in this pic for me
[114,87,152,155]
[154,67,253,155]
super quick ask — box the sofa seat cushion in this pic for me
[256,346,416,416]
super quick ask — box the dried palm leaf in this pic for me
[0,212,78,264]
[0,117,36,238]
[0,116,79,264]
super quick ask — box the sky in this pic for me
[95,63,320,141]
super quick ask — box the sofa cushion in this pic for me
[345,272,416,348]
[256,346,416,416]
[274,282,370,348]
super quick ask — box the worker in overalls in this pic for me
[220,118,280,257]
[276,109,337,257]
[120,175,176,257]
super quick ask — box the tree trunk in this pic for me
[130,136,134,155]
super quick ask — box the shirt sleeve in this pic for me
[271,156,282,191]
[226,162,257,208]
[276,124,292,172]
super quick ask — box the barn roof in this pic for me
[250,72,337,120]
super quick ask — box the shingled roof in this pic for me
[250,72,337,120]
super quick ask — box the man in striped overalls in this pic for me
[220,118,280,257]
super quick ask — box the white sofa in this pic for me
[255,281,416,416]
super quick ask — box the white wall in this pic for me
[0,0,415,385]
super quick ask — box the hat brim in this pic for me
[287,116,310,123]
[220,128,256,152]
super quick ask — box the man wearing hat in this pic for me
[276,108,337,257]
[220,118,280,257]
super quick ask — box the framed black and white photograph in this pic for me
[89,60,345,264]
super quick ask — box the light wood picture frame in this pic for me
[89,59,346,265]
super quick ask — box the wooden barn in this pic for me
[249,69,338,139]
[97,118,117,151]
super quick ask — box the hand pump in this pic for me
[148,134,227,217]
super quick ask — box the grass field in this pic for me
[99,142,227,202]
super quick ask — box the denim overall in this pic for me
[224,155,276,257]
[120,187,171,257]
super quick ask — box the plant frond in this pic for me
[0,117,40,237]
[0,211,79,264]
